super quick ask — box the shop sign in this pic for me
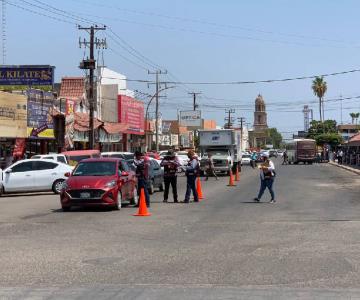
[0,65,54,85]
[27,89,54,138]
[179,110,201,127]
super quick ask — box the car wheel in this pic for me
[149,181,154,195]
[115,191,122,210]
[159,183,164,192]
[52,179,65,194]
[130,186,139,206]
[62,206,71,212]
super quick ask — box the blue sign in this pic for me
[0,65,54,85]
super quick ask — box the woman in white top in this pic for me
[253,154,276,203]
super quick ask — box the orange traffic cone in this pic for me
[196,177,204,200]
[133,188,151,216]
[235,165,240,181]
[227,169,236,186]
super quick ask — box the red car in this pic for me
[60,158,138,211]
[145,151,160,160]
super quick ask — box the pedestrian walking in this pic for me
[253,154,276,203]
[250,151,257,169]
[338,149,343,164]
[282,150,288,165]
[205,153,218,181]
[160,149,180,203]
[134,151,151,207]
[184,150,200,203]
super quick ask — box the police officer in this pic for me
[160,149,180,203]
[184,150,199,203]
[134,151,150,207]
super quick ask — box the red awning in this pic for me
[348,133,360,145]
[103,122,129,134]
[74,112,103,132]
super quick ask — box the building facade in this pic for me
[250,94,269,148]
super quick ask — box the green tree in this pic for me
[311,76,327,122]
[350,112,356,124]
[266,128,283,148]
[307,120,343,147]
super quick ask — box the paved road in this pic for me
[0,159,360,299]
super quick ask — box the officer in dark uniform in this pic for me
[160,149,180,203]
[134,151,150,207]
[184,150,199,203]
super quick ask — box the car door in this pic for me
[32,161,59,191]
[151,160,162,186]
[118,161,131,200]
[3,161,36,192]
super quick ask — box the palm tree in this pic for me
[355,112,360,125]
[350,112,356,124]
[311,76,327,122]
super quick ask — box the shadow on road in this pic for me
[0,192,54,198]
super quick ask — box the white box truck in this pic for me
[198,129,242,175]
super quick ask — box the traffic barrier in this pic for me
[133,188,151,217]
[235,165,240,181]
[196,177,204,200]
[227,169,236,186]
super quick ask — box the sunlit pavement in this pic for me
[0,159,360,299]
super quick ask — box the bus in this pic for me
[286,139,317,164]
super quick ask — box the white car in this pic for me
[31,154,68,164]
[241,154,251,165]
[0,159,73,195]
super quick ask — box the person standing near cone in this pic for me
[184,150,199,203]
[134,151,151,207]
[253,153,276,203]
[160,149,180,203]
[205,153,218,181]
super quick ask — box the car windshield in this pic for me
[210,151,228,156]
[242,154,251,158]
[122,153,134,160]
[72,162,116,176]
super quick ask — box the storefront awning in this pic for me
[103,122,129,135]
[74,112,103,132]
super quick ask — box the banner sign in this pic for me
[0,65,54,86]
[27,89,54,138]
[179,110,201,127]
[118,95,145,135]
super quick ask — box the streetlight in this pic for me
[145,86,175,151]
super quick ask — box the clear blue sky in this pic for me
[4,0,360,138]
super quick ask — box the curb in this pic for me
[329,161,360,175]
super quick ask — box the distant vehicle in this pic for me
[62,150,100,167]
[277,150,285,157]
[0,159,73,195]
[269,150,278,158]
[145,152,161,160]
[286,139,317,164]
[260,150,270,157]
[60,158,138,211]
[200,150,232,175]
[101,152,134,160]
[198,129,243,173]
[241,154,251,165]
[31,154,68,164]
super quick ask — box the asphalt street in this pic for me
[0,159,360,299]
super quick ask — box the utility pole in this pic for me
[148,70,167,152]
[188,92,201,111]
[224,109,235,129]
[238,117,245,134]
[78,25,106,150]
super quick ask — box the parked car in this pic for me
[101,152,134,160]
[0,159,73,195]
[148,158,164,194]
[60,158,138,211]
[145,151,161,160]
[269,150,278,158]
[124,158,164,194]
[277,150,285,157]
[31,154,68,164]
[62,150,100,167]
[241,154,251,165]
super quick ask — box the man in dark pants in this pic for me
[160,149,180,203]
[134,151,150,207]
[205,153,218,180]
[184,150,199,203]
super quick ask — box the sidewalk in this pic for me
[329,161,360,175]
